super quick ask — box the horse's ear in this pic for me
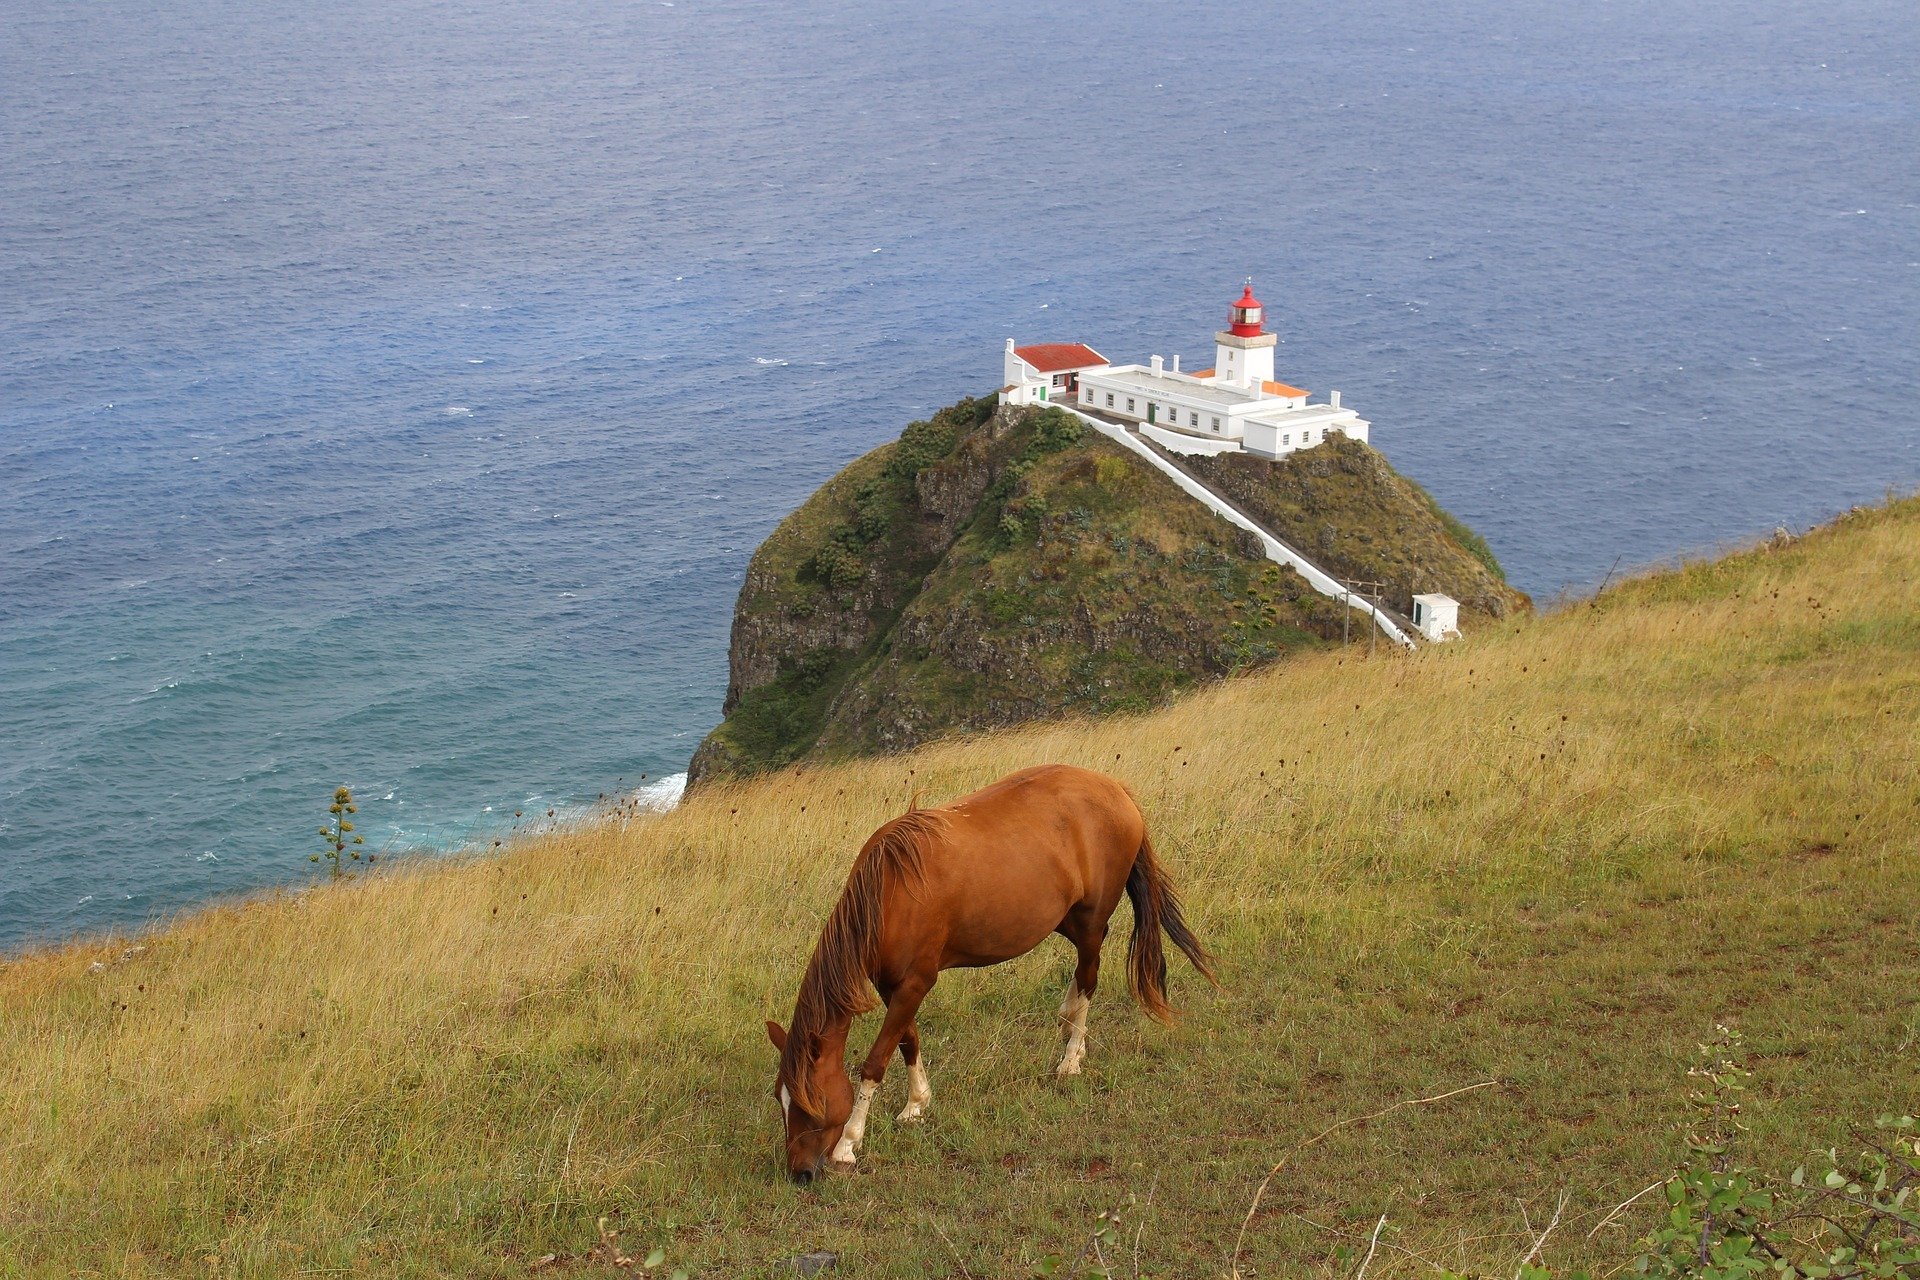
[765,1019,788,1051]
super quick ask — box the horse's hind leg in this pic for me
[896,1019,931,1123]
[1056,919,1105,1076]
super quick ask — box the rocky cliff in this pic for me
[688,398,1526,782]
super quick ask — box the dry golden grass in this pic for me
[3,499,1917,1279]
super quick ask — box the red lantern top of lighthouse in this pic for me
[1227,283,1265,337]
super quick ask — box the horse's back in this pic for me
[889,766,1144,970]
[945,763,1139,825]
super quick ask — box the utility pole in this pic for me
[1342,578,1387,657]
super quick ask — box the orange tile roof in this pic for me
[1014,342,1107,373]
[1183,369,1307,397]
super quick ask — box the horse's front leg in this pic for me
[896,1019,931,1123]
[831,976,932,1167]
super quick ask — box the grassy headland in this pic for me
[692,400,1522,780]
[2,498,1916,1278]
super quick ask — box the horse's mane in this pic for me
[780,807,946,1113]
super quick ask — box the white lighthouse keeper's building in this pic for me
[1001,341,1109,406]
[1005,285,1371,460]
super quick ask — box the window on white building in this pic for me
[1282,434,1291,445]
[1211,416,1221,431]
[1105,393,1114,407]
[1126,399,1135,413]
[1190,411,1200,427]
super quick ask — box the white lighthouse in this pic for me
[1000,281,1369,461]
[1212,282,1277,389]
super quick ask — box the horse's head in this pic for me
[765,1020,853,1183]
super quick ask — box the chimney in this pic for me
[1331,389,1341,409]
[1171,354,1181,373]
[1150,355,1163,375]
[1005,338,1016,353]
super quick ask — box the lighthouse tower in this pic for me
[1213,283,1277,389]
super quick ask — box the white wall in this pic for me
[1140,422,1242,456]
[1243,419,1368,459]
[1412,596,1460,642]
[1214,337,1276,388]
[1079,370,1246,441]
[1003,340,1025,392]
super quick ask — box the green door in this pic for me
[1147,404,1156,424]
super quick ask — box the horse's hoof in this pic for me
[829,1157,858,1175]
[897,1103,926,1123]
[1055,1060,1083,1077]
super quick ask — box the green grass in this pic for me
[1408,475,1507,583]
[1187,437,1527,618]
[2,498,1917,1278]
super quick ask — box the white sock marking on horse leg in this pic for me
[897,1059,931,1123]
[831,1079,878,1164]
[1056,988,1091,1076]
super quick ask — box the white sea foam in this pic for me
[752,357,788,366]
[632,773,687,812]
[444,406,472,416]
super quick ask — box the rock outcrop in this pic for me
[688,398,1526,783]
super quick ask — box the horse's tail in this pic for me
[1124,832,1217,1023]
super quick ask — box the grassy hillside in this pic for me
[1185,436,1527,622]
[4,499,1917,1279]
[693,399,1520,780]
[810,415,1346,758]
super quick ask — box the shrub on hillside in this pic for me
[1620,1028,1918,1280]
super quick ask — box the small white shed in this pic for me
[1411,594,1461,643]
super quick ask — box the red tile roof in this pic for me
[1190,368,1216,379]
[1014,342,1107,373]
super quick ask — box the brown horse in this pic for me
[764,764,1214,1182]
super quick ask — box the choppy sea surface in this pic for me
[3,0,1916,951]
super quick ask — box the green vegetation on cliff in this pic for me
[691,399,1526,781]
[1184,437,1527,619]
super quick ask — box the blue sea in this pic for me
[3,0,1916,952]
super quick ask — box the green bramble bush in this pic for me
[1627,1027,1918,1280]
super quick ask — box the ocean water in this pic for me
[3,0,1916,952]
